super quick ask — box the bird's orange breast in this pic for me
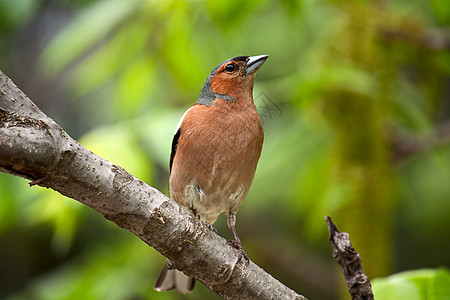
[169,99,263,224]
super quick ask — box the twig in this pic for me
[325,216,374,300]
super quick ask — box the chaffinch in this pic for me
[154,55,269,294]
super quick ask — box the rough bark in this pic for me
[0,70,307,300]
[326,216,374,300]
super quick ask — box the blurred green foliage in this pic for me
[0,0,449,299]
[373,268,450,300]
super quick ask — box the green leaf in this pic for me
[373,268,450,300]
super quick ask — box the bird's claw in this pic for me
[214,240,249,286]
[226,240,249,263]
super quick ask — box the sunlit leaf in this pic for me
[373,268,450,300]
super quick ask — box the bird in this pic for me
[154,55,268,294]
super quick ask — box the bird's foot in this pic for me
[226,240,249,263]
[215,240,250,285]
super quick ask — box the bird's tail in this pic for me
[154,260,195,294]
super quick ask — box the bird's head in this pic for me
[198,55,268,106]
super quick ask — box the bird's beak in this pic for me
[245,55,269,75]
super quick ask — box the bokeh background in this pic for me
[0,0,449,299]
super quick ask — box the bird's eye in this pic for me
[225,64,235,72]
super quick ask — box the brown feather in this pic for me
[170,94,263,223]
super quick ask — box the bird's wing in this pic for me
[170,106,194,173]
[169,128,181,174]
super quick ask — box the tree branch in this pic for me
[0,70,307,300]
[326,216,374,300]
